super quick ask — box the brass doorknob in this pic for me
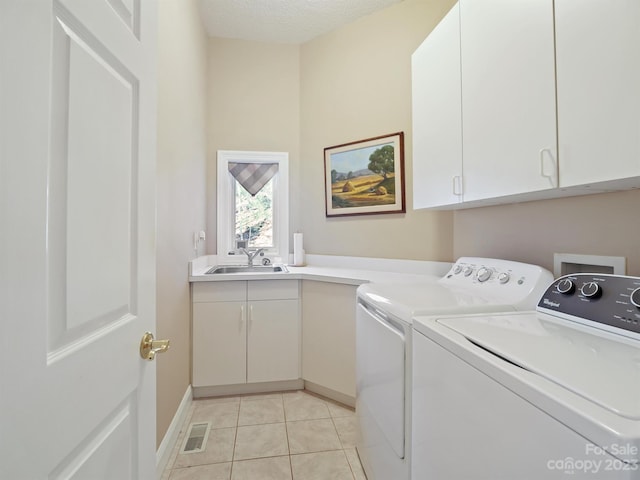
[140,332,170,360]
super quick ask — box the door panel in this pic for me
[49,8,136,351]
[105,0,140,37]
[50,398,136,480]
[0,0,157,478]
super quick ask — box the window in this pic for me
[217,150,289,263]
[235,177,274,248]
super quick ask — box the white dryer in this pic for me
[356,257,553,480]
[412,273,640,479]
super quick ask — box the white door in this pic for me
[0,1,158,479]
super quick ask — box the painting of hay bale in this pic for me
[324,132,406,217]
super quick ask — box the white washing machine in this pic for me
[412,273,640,480]
[356,257,553,480]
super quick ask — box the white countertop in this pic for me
[189,254,452,286]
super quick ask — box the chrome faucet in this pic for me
[241,248,265,266]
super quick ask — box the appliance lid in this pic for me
[356,257,553,323]
[357,281,517,324]
[437,313,640,420]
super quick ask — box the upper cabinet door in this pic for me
[460,0,558,202]
[556,0,640,188]
[412,3,463,209]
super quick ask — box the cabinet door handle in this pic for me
[240,305,245,333]
[539,148,557,187]
[452,175,463,196]
[248,305,253,331]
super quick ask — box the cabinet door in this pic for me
[556,0,640,187]
[193,301,246,387]
[302,281,358,399]
[412,3,463,209]
[460,0,557,201]
[247,299,300,383]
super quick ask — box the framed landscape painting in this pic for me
[324,132,405,217]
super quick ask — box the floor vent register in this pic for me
[180,422,211,454]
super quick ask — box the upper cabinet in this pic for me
[412,3,462,208]
[460,0,557,202]
[413,0,640,209]
[556,0,640,188]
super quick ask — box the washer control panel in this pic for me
[538,274,640,335]
[440,257,554,310]
[443,259,530,287]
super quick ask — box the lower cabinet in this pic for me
[301,280,358,401]
[193,299,246,386]
[192,280,300,388]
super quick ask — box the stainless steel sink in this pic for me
[205,265,289,274]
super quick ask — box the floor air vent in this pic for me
[180,422,211,454]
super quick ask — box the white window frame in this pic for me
[216,150,289,264]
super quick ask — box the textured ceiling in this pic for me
[199,0,404,44]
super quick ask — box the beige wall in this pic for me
[454,189,640,276]
[204,0,456,261]
[205,38,301,254]
[156,0,208,446]
[298,0,456,261]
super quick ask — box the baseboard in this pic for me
[156,385,192,479]
[304,380,355,408]
[192,379,304,399]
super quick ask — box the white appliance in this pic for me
[412,273,640,479]
[356,257,553,480]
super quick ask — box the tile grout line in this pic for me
[328,403,359,480]
[229,395,241,479]
[166,390,360,479]
[280,393,295,480]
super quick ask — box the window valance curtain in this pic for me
[228,162,279,196]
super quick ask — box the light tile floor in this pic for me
[161,390,366,480]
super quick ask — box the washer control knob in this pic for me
[630,288,640,308]
[580,282,602,298]
[476,267,492,282]
[556,279,575,295]
[463,266,474,277]
[453,265,463,275]
[498,272,511,284]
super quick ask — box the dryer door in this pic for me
[356,300,406,458]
